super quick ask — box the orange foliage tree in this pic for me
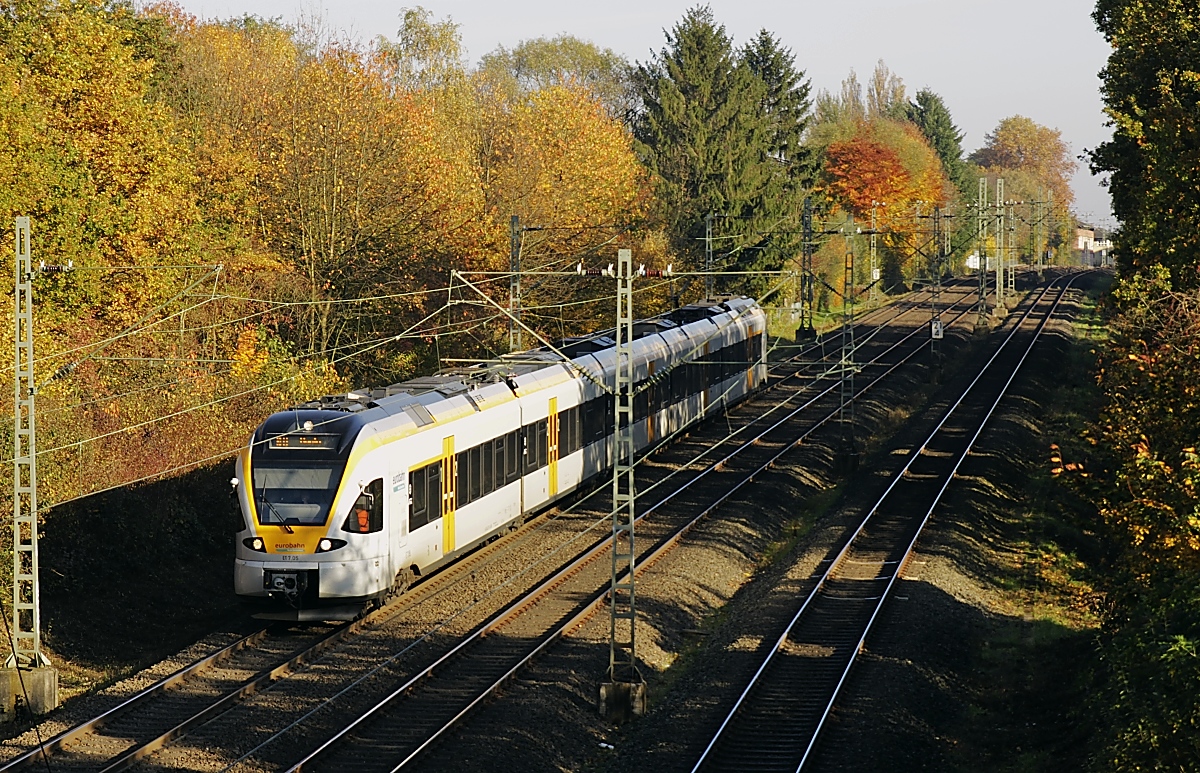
[816,115,951,293]
[824,135,911,219]
[824,121,948,227]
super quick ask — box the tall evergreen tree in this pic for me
[634,6,774,288]
[740,30,812,280]
[906,88,969,196]
[742,30,811,183]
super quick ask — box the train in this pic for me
[232,296,768,620]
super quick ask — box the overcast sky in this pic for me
[175,0,1116,225]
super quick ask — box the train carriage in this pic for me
[233,297,768,620]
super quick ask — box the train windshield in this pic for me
[252,463,345,526]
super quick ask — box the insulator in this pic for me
[50,362,78,382]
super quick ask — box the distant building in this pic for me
[1075,224,1113,267]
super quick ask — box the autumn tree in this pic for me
[474,33,650,319]
[479,35,635,121]
[479,83,649,327]
[971,115,1076,211]
[1072,3,1200,766]
[811,69,865,138]
[0,0,341,534]
[1091,0,1200,287]
[824,136,910,219]
[810,64,951,291]
[0,0,202,323]
[808,62,905,151]
[385,6,468,91]
[866,59,906,119]
[1080,270,1200,771]
[167,16,491,369]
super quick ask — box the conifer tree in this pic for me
[737,29,813,283]
[633,6,773,285]
[906,88,969,196]
[743,30,811,184]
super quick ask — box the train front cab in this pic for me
[234,411,399,618]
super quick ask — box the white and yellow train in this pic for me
[233,297,767,619]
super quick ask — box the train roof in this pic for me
[287,296,759,418]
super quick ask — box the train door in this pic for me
[520,415,550,510]
[388,461,409,582]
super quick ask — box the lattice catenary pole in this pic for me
[11,217,48,668]
[800,198,815,336]
[995,177,1006,311]
[977,178,989,328]
[509,214,522,351]
[704,212,714,299]
[869,202,879,304]
[1006,198,1017,296]
[608,248,639,684]
[838,219,856,451]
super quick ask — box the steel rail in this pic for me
[0,280,982,773]
[285,281,987,772]
[0,282,958,773]
[792,272,1092,771]
[0,628,269,771]
[328,280,980,639]
[0,622,378,773]
[688,271,1088,772]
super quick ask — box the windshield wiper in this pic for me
[258,489,295,533]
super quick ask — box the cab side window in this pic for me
[344,478,384,534]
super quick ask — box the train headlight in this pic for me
[242,537,266,552]
[316,538,347,553]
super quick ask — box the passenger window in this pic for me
[344,478,384,534]
[583,401,597,443]
[482,442,495,494]
[634,382,648,419]
[494,437,506,487]
[427,463,442,520]
[457,450,470,506]
[522,427,536,475]
[470,445,482,501]
[410,467,427,529]
[506,431,520,483]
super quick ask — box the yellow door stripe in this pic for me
[442,436,456,554]
[548,398,559,497]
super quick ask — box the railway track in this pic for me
[0,281,984,773]
[689,272,1089,772]
[0,623,351,772]
[275,286,996,772]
